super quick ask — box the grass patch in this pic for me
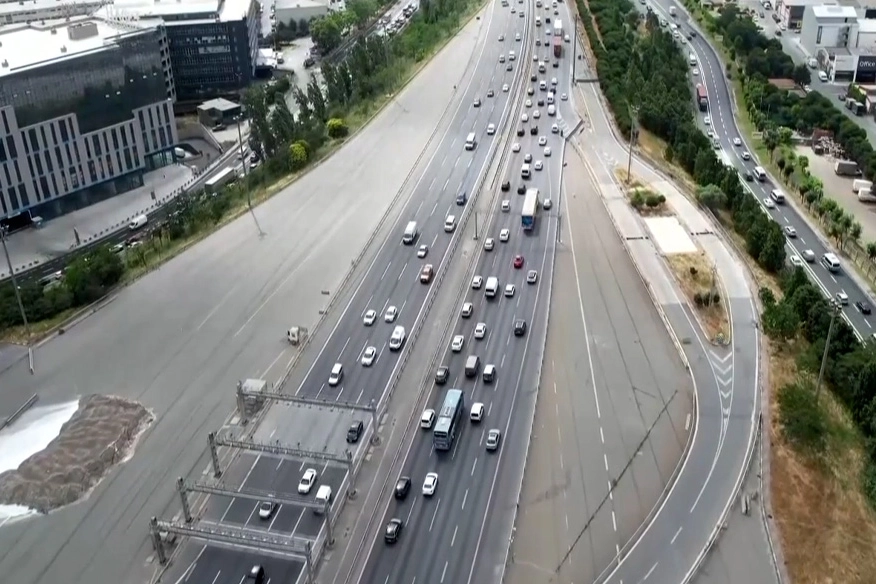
[665,252,730,341]
[0,308,80,344]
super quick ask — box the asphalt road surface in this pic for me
[646,0,876,341]
[505,129,692,584]
[0,12,490,584]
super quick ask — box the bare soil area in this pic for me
[0,394,152,512]
[665,252,731,342]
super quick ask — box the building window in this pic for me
[0,110,8,135]
[124,149,133,169]
[35,156,43,176]
[50,125,58,144]
[0,142,5,164]
[111,128,119,151]
[19,185,30,207]
[5,136,15,159]
[121,128,129,148]
[59,122,69,142]
[50,174,58,194]
[39,176,49,199]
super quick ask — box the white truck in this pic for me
[402,220,418,244]
[859,188,876,203]
[128,214,148,230]
[669,6,677,16]
[853,179,873,193]
[485,276,499,298]
[553,19,562,37]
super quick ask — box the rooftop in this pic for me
[857,17,876,33]
[275,0,329,10]
[0,0,104,18]
[0,17,157,80]
[198,97,239,111]
[107,0,252,22]
[811,4,858,18]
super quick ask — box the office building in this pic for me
[800,3,876,81]
[0,0,106,27]
[97,0,260,104]
[0,17,178,222]
[275,0,329,27]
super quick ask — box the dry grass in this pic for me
[613,168,672,216]
[0,308,80,344]
[665,252,730,341]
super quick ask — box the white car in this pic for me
[298,469,317,494]
[521,113,529,123]
[361,346,377,366]
[836,291,849,305]
[802,249,816,262]
[503,83,510,92]
[525,99,533,108]
[561,93,568,100]
[733,137,742,146]
[499,228,510,242]
[484,238,495,251]
[704,115,711,125]
[363,309,377,326]
[533,109,541,118]
[741,151,751,160]
[544,146,551,156]
[461,302,474,318]
[790,255,804,267]
[551,77,557,85]
[451,335,465,352]
[472,275,484,289]
[385,306,398,322]
[515,32,521,41]
[763,197,775,209]
[512,142,521,152]
[534,160,543,171]
[784,226,797,238]
[524,153,532,163]
[417,244,428,258]
[474,322,487,339]
[502,200,511,212]
[422,472,439,496]
[487,123,496,135]
[527,269,538,284]
[692,68,699,76]
[504,284,516,297]
[551,123,559,134]
[258,501,277,519]
[538,136,547,146]
[498,34,504,41]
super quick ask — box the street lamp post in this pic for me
[626,108,639,184]
[0,225,31,339]
[815,300,842,403]
[235,115,266,238]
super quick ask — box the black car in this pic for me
[247,565,266,584]
[456,191,467,205]
[346,420,364,443]
[530,126,538,135]
[536,39,541,46]
[744,171,754,182]
[501,180,511,192]
[537,99,545,106]
[506,64,513,71]
[394,476,411,499]
[514,319,527,336]
[517,184,527,194]
[517,127,525,136]
[530,73,537,82]
[553,61,559,68]
[857,301,872,315]
[385,518,404,544]
[435,366,449,384]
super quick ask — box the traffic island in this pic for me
[665,252,730,344]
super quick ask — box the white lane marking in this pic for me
[441,561,449,583]
[671,525,683,544]
[451,525,459,547]
[429,499,441,531]
[381,261,393,281]
[461,488,469,510]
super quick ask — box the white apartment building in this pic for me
[0,17,178,222]
[800,4,876,80]
[0,0,105,27]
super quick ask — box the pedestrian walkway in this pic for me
[2,164,195,280]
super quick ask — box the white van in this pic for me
[328,363,343,386]
[129,214,148,230]
[389,325,406,351]
[770,189,785,204]
[420,409,436,429]
[465,132,476,150]
[444,215,457,232]
[313,485,332,514]
[753,166,767,181]
[818,70,828,82]
[402,221,418,244]
[485,276,499,297]
[470,402,485,422]
[547,104,556,116]
[521,163,531,178]
[547,91,554,104]
[821,253,841,272]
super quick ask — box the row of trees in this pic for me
[576,0,787,272]
[310,0,386,53]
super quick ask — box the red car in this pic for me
[512,255,524,269]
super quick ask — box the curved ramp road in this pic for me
[649,0,875,340]
[0,13,495,584]
[574,54,762,583]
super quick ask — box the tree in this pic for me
[763,299,800,341]
[696,184,727,210]
[346,0,377,27]
[327,118,349,138]
[289,142,308,170]
[307,77,328,122]
[311,15,343,52]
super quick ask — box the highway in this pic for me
[356,1,582,582]
[650,1,875,339]
[0,12,491,584]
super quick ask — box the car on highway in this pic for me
[790,255,804,267]
[733,137,742,146]
[384,518,404,544]
[298,469,318,494]
[502,200,511,212]
[517,184,526,194]
[487,123,496,135]
[857,301,872,315]
[551,123,559,133]
[473,98,482,107]
[514,319,527,336]
[525,98,533,108]
[498,34,504,41]
[530,125,538,135]
[543,198,553,209]
[451,335,465,352]
[503,83,510,92]
[347,420,364,443]
[502,180,511,191]
[500,228,510,242]
[420,264,434,283]
[528,86,535,95]
[704,115,711,125]
[524,153,532,163]
[421,409,436,428]
[534,160,543,171]
[836,291,850,306]
[470,402,485,422]
[247,565,266,584]
[538,136,547,146]
[473,275,484,288]
[487,89,495,97]
[395,476,411,499]
[258,501,276,519]
[515,32,521,40]
[328,363,343,386]
[741,151,751,160]
[533,109,541,118]
[521,113,529,123]
[692,68,699,76]
[475,322,487,339]
[517,127,524,136]
[457,190,468,205]
[435,366,449,385]
[364,309,377,326]
[527,269,538,283]
[486,429,502,451]
[461,302,474,318]
[422,472,439,496]
[361,346,377,367]
[505,284,516,297]
[544,146,551,156]
[784,225,797,238]
[417,244,428,258]
[561,93,568,100]
[802,249,816,262]
[385,306,398,322]
[513,255,524,268]
[484,237,495,251]
[762,197,775,209]
[512,142,521,152]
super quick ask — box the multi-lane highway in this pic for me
[649,1,875,339]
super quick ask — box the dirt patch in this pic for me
[665,252,730,341]
[613,168,672,216]
[0,395,152,513]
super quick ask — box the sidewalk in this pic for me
[2,164,195,280]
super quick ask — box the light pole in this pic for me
[626,107,639,184]
[235,115,266,238]
[815,299,842,403]
[473,212,479,241]
[0,225,31,339]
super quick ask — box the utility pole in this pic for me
[473,213,479,241]
[626,109,639,184]
[815,300,842,403]
[571,14,579,82]
[236,115,266,238]
[0,225,30,340]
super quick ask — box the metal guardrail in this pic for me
[0,393,38,431]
